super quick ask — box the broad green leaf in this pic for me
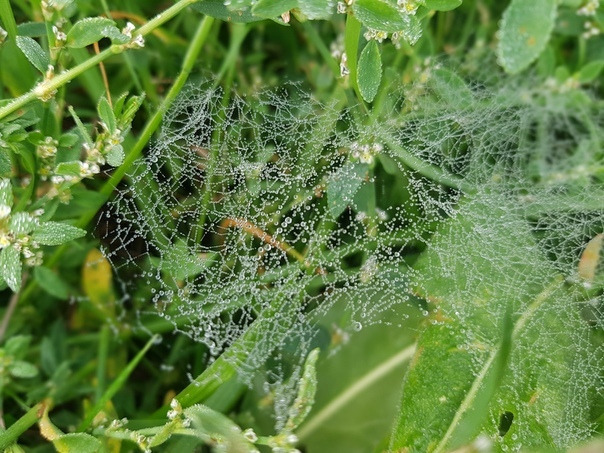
[252,0,297,18]
[352,0,407,33]
[97,96,116,134]
[391,198,591,452]
[0,245,21,292]
[8,360,38,378]
[191,0,262,23]
[298,298,420,452]
[32,221,86,246]
[34,265,71,299]
[65,17,121,48]
[576,60,604,84]
[497,0,558,74]
[284,348,319,431]
[424,0,462,11]
[53,433,102,453]
[357,40,382,103]
[15,36,49,73]
[326,161,368,219]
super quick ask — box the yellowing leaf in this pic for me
[82,249,116,318]
[578,234,603,284]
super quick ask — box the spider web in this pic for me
[101,59,604,445]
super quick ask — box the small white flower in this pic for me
[122,22,136,38]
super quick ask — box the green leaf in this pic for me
[65,17,120,48]
[55,161,83,177]
[497,0,558,74]
[284,348,319,431]
[16,21,47,37]
[252,0,297,18]
[327,161,368,219]
[576,60,604,84]
[119,93,145,128]
[97,96,116,134]
[34,266,70,299]
[357,40,382,103]
[15,36,49,73]
[0,246,21,292]
[184,404,255,450]
[32,221,86,246]
[391,198,591,451]
[67,106,93,147]
[191,0,263,23]
[297,0,336,20]
[53,433,102,453]
[0,178,12,207]
[5,335,32,357]
[352,0,407,33]
[0,149,13,176]
[9,360,38,378]
[58,133,79,148]
[298,298,420,452]
[105,145,124,167]
[424,0,462,11]
[9,212,36,234]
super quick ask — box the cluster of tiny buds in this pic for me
[52,20,67,43]
[578,0,600,16]
[166,398,183,420]
[397,0,420,15]
[583,21,601,39]
[0,26,7,45]
[0,192,44,266]
[337,0,354,14]
[122,22,145,49]
[364,29,388,43]
[350,141,382,164]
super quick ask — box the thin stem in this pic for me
[78,334,159,432]
[0,0,199,121]
[297,344,416,441]
[0,273,25,343]
[222,217,309,267]
[379,133,476,194]
[0,402,45,450]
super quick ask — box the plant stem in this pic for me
[0,402,45,450]
[78,334,159,432]
[0,0,199,121]
[379,133,476,194]
[0,0,18,40]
